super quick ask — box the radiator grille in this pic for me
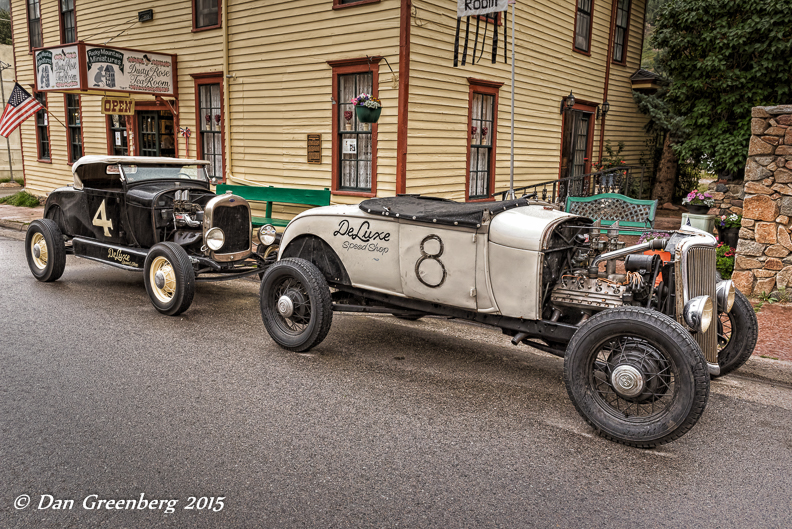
[212,205,250,254]
[683,245,717,364]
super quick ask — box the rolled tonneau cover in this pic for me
[359,195,533,228]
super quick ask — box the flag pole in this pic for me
[507,0,516,200]
[43,106,68,130]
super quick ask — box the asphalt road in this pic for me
[2,230,792,528]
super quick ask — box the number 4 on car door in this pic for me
[92,199,114,237]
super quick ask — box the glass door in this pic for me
[137,111,175,157]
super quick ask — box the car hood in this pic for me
[488,205,581,251]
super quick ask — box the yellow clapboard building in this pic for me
[10,0,655,212]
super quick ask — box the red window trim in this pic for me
[64,93,84,165]
[572,0,594,57]
[328,57,380,197]
[192,73,226,181]
[332,0,381,10]
[610,0,631,66]
[466,78,502,203]
[105,115,130,155]
[58,0,79,44]
[25,0,44,54]
[33,92,52,163]
[558,99,597,178]
[192,0,222,32]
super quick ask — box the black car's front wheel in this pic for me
[25,219,66,282]
[564,307,710,448]
[144,242,195,316]
[260,258,332,352]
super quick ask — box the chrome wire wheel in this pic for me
[30,232,48,270]
[592,335,678,420]
[269,276,312,335]
[148,256,176,304]
[716,311,733,352]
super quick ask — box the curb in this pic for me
[0,219,30,231]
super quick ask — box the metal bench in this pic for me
[565,193,658,236]
[216,184,331,227]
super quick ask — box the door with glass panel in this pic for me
[338,72,373,192]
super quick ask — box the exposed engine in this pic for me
[542,220,670,325]
[151,188,215,249]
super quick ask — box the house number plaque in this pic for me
[307,134,322,164]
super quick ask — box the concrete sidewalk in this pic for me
[0,202,44,231]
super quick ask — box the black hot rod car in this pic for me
[25,156,272,315]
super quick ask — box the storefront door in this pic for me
[138,111,175,157]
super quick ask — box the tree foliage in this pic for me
[653,0,792,174]
[0,10,11,46]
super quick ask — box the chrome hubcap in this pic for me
[154,270,166,289]
[33,244,41,258]
[611,365,645,398]
[277,295,294,318]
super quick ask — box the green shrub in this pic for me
[716,242,735,280]
[0,191,41,207]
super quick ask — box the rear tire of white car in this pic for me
[564,307,710,448]
[260,258,333,352]
[144,242,196,316]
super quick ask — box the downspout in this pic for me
[598,0,619,164]
[396,0,412,195]
[223,0,233,182]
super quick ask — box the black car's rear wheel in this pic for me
[564,307,710,448]
[144,242,195,316]
[25,219,66,282]
[714,289,758,377]
[260,258,332,352]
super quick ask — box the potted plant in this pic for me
[717,213,741,248]
[716,242,735,279]
[344,110,354,130]
[682,190,714,215]
[351,93,382,124]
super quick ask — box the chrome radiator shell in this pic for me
[674,234,718,366]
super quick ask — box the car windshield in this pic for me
[120,164,208,184]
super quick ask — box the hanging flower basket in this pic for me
[351,93,382,124]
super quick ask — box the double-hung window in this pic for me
[194,0,220,30]
[66,94,82,163]
[27,0,42,49]
[467,79,501,201]
[197,81,223,179]
[337,72,374,192]
[574,0,593,54]
[35,93,50,161]
[60,0,77,44]
[612,0,631,64]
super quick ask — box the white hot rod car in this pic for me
[256,195,757,447]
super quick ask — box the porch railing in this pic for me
[494,165,650,204]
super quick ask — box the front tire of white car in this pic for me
[260,258,333,352]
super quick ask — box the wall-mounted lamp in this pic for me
[597,100,610,120]
[559,91,576,114]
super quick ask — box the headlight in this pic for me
[205,227,225,251]
[684,295,714,333]
[716,280,736,313]
[258,224,277,246]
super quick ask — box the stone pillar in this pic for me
[732,105,792,295]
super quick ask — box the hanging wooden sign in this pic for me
[101,97,135,115]
[307,134,322,164]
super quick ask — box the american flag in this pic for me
[0,83,45,138]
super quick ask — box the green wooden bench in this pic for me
[565,193,658,236]
[216,184,331,227]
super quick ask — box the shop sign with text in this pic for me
[101,97,135,115]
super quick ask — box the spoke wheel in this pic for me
[143,242,195,316]
[565,307,709,448]
[260,258,332,352]
[25,219,66,282]
[713,288,758,377]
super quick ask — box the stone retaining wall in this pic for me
[732,105,792,296]
[706,180,744,218]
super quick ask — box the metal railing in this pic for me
[494,165,650,204]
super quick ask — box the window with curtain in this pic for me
[27,0,42,49]
[60,0,77,44]
[194,0,219,29]
[468,92,495,200]
[35,93,49,161]
[66,94,82,162]
[612,0,630,63]
[199,83,223,179]
[337,72,373,192]
[574,0,593,53]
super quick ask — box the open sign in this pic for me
[101,97,135,115]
